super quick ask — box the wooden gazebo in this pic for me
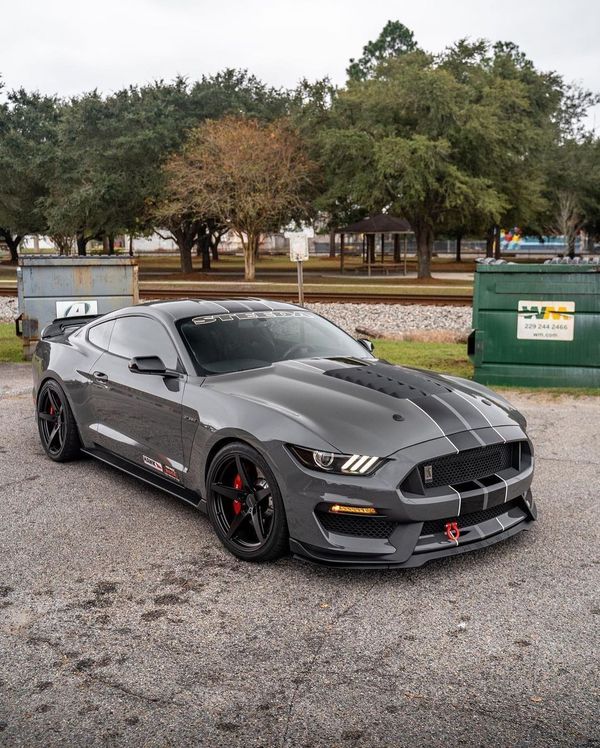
[336,214,412,274]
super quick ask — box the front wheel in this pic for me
[206,442,289,562]
[37,380,81,462]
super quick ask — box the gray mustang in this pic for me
[32,299,536,567]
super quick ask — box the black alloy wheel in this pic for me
[37,381,81,462]
[207,442,288,561]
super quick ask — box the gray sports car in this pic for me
[32,299,536,567]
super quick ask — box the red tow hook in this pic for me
[445,521,460,544]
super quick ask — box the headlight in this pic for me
[287,445,385,476]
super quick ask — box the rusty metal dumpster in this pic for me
[17,256,138,359]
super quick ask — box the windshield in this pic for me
[178,310,374,374]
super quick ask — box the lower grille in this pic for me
[418,442,517,489]
[421,499,520,536]
[317,512,398,539]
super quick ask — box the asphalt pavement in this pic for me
[0,363,598,747]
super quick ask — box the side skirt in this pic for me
[81,446,202,508]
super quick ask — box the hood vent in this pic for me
[323,362,453,399]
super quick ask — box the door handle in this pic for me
[93,371,109,382]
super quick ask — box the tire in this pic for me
[206,442,289,562]
[36,380,81,462]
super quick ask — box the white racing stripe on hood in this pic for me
[452,389,507,443]
[406,400,459,454]
[431,394,487,446]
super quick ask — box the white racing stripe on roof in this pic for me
[254,299,275,310]
[406,400,459,454]
[209,301,236,313]
[452,390,506,443]
[232,300,255,311]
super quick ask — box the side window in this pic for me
[88,320,115,351]
[109,317,180,371]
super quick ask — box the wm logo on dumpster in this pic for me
[518,302,574,320]
[517,300,575,341]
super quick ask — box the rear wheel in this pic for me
[206,442,289,562]
[37,380,81,462]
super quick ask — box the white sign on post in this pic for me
[288,234,309,306]
[289,235,309,262]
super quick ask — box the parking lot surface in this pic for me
[0,363,598,747]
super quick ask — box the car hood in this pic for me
[205,358,524,456]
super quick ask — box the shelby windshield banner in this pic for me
[517,300,575,341]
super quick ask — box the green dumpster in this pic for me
[468,264,600,388]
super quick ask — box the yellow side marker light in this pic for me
[329,504,378,515]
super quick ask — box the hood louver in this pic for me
[323,362,453,400]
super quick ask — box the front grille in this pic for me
[317,512,398,539]
[421,499,519,536]
[419,443,515,488]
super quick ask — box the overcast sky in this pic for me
[2,0,599,127]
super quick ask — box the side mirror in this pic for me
[129,356,179,377]
[358,338,374,353]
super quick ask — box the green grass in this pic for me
[373,339,474,379]
[0,324,597,395]
[371,338,600,395]
[0,322,23,362]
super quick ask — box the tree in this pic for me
[306,29,579,276]
[43,72,292,266]
[347,21,417,81]
[291,78,368,252]
[159,117,315,280]
[311,51,507,277]
[140,72,292,271]
[545,137,600,255]
[0,87,60,261]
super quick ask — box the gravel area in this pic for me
[0,363,599,747]
[0,297,472,341]
[308,302,472,339]
[0,296,18,322]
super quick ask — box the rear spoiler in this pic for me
[41,314,104,340]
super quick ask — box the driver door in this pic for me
[90,315,185,480]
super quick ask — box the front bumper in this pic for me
[290,495,536,568]
[270,424,536,568]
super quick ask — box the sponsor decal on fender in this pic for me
[143,455,163,473]
[163,465,179,481]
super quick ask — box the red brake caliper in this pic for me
[232,474,243,515]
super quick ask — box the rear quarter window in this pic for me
[87,320,115,351]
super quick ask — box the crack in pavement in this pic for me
[0,475,40,492]
[535,456,600,466]
[279,577,381,748]
[25,632,187,708]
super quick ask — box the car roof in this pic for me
[111,298,304,322]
